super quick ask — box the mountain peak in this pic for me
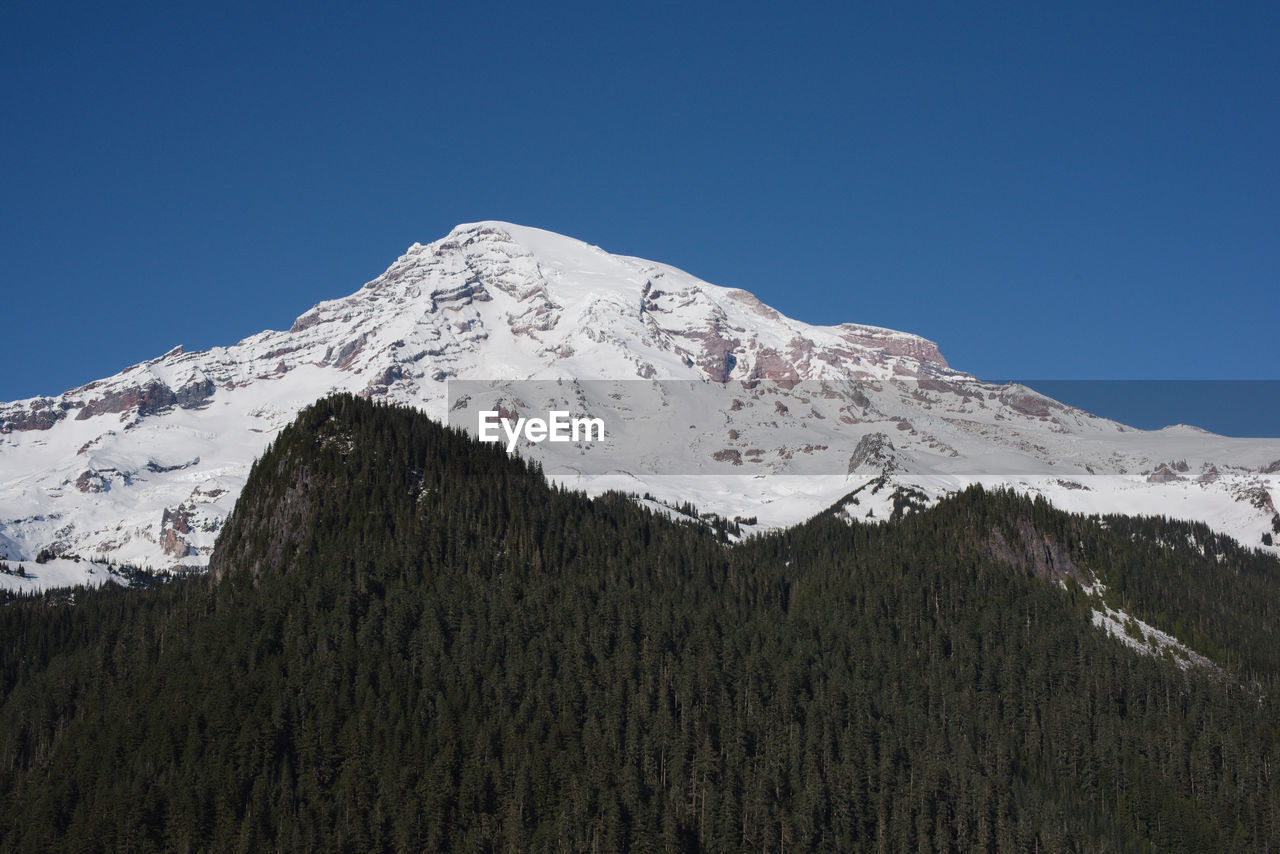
[1,222,1276,581]
[431,220,612,265]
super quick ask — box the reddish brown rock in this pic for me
[724,288,783,322]
[75,470,109,493]
[713,449,743,465]
[1,400,66,432]
[838,325,948,367]
[916,376,972,397]
[76,381,177,420]
[160,527,193,558]
[373,365,403,387]
[288,310,325,333]
[684,323,740,383]
[999,386,1055,419]
[160,506,196,558]
[333,334,368,370]
[161,506,191,535]
[747,349,800,387]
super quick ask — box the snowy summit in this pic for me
[0,222,1277,590]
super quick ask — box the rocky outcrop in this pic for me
[332,334,369,370]
[0,400,66,432]
[363,364,405,396]
[175,377,215,409]
[160,506,197,558]
[161,505,191,535]
[432,280,492,310]
[160,527,193,558]
[838,325,948,367]
[999,385,1055,419]
[724,288,783,322]
[76,381,178,420]
[75,470,110,493]
[983,520,1087,584]
[848,432,900,474]
[679,322,740,383]
[147,457,199,473]
[289,310,325,333]
[747,349,800,387]
[916,376,973,397]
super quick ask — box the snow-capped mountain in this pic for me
[2,221,1277,590]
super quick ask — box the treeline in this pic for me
[0,394,1278,851]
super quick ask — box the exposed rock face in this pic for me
[75,470,110,493]
[175,378,215,409]
[162,506,191,535]
[160,526,193,558]
[916,377,971,396]
[76,381,178,420]
[680,323,740,383]
[713,449,743,465]
[0,400,66,432]
[364,364,404,396]
[747,350,800,387]
[432,281,491,310]
[146,457,198,474]
[983,521,1087,585]
[289,311,325,333]
[332,334,369,370]
[160,506,199,558]
[839,325,948,368]
[848,432,900,474]
[1147,464,1181,483]
[999,385,1056,419]
[1249,488,1278,515]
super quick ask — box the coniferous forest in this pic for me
[2,394,1279,851]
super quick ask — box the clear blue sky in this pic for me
[3,1,1277,409]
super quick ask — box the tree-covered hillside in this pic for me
[1,394,1278,851]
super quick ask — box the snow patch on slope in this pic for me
[1085,579,1217,671]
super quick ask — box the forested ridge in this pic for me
[1,394,1278,851]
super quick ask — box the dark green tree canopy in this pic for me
[2,394,1278,852]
